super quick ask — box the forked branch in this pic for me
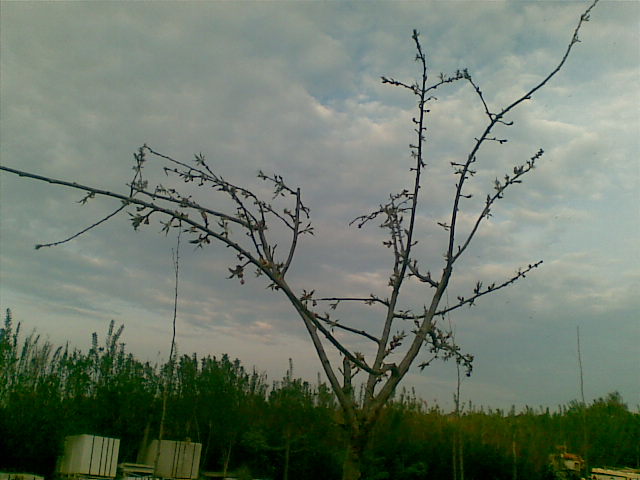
[0,2,599,460]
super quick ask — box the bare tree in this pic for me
[0,2,598,478]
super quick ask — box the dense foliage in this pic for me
[1,309,638,479]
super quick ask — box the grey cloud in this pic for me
[1,1,637,409]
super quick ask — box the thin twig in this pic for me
[156,227,181,469]
[35,205,126,250]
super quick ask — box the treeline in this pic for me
[0,309,638,479]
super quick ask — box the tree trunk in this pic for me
[342,425,368,480]
[459,434,464,480]
[452,431,458,480]
[283,430,291,480]
[223,437,233,477]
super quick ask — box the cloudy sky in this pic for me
[1,1,638,411]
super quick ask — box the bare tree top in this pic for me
[1,0,638,410]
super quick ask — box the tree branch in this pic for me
[436,261,543,316]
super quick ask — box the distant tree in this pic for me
[0,309,20,402]
[0,309,66,475]
[0,2,599,478]
[582,393,640,469]
[2,312,636,478]
[265,359,343,480]
[168,353,268,474]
